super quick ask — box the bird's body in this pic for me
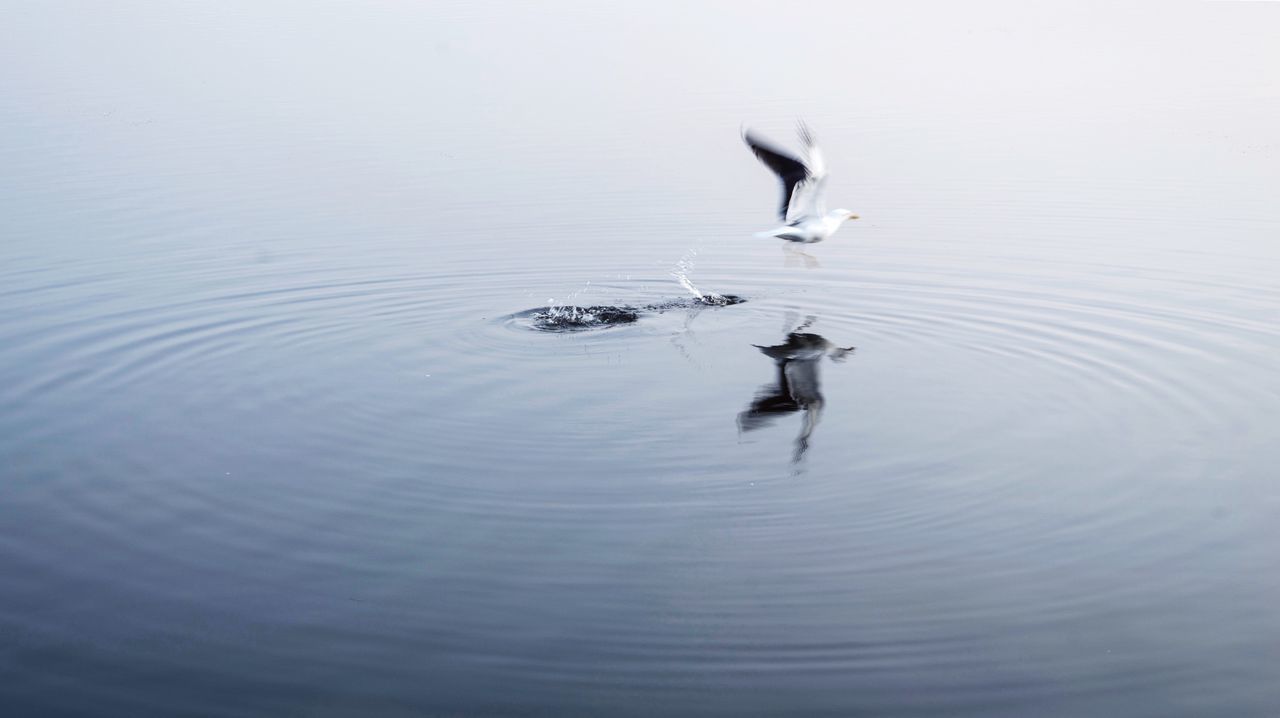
[760,211,856,244]
[743,123,858,244]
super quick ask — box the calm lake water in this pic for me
[2,3,1279,716]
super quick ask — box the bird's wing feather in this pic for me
[787,176,827,223]
[797,122,826,178]
[744,129,811,221]
[790,122,828,222]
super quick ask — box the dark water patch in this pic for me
[523,294,747,332]
[530,305,641,331]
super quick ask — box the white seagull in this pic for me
[743,123,859,244]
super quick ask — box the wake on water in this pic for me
[526,294,745,332]
[521,249,745,332]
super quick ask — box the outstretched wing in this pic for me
[743,129,811,221]
[789,122,828,222]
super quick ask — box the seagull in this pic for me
[743,123,859,244]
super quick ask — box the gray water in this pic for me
[2,3,1279,716]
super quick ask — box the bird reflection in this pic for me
[737,317,854,463]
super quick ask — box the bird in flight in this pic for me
[743,123,859,244]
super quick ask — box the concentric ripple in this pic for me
[3,3,1279,708]
[2,217,1279,715]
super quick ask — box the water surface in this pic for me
[2,3,1279,716]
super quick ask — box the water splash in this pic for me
[523,295,745,332]
[670,248,729,305]
[539,281,603,327]
[529,305,642,331]
[521,252,744,331]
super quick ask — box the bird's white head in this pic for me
[832,209,860,223]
